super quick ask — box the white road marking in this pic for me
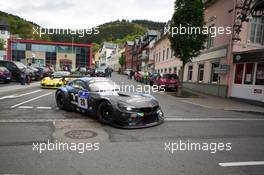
[37,106,52,110]
[18,106,34,109]
[0,90,42,100]
[165,117,264,121]
[182,101,212,109]
[219,161,264,167]
[10,92,52,109]
[0,118,92,123]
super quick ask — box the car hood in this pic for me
[104,91,159,108]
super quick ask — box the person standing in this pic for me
[20,68,26,85]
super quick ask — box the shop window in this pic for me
[198,64,204,82]
[211,62,219,83]
[234,64,244,84]
[244,63,254,85]
[188,65,193,81]
[255,62,264,85]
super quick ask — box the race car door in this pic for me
[70,80,90,110]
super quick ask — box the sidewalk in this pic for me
[0,82,40,94]
[168,91,264,115]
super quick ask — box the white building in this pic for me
[108,48,125,71]
[99,42,118,69]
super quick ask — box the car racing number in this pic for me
[77,91,89,109]
[71,91,89,109]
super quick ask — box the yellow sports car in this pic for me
[41,71,71,89]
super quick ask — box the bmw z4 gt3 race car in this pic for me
[55,77,164,128]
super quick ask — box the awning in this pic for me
[233,49,264,63]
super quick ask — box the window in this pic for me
[211,62,219,83]
[156,53,158,62]
[198,64,204,82]
[188,65,193,81]
[26,43,32,51]
[163,50,165,61]
[164,68,167,73]
[166,48,169,60]
[158,52,161,62]
[173,67,177,74]
[46,52,56,66]
[234,64,244,84]
[244,63,254,85]
[255,62,264,85]
[207,25,215,49]
[250,17,264,45]
[12,50,25,61]
[161,69,163,73]
[171,49,174,58]
[169,67,172,73]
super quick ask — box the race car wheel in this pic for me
[56,91,73,111]
[97,101,113,124]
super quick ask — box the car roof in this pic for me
[78,77,110,83]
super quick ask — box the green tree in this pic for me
[0,39,5,50]
[119,53,126,71]
[169,0,206,96]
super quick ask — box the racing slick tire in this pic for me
[97,101,114,125]
[56,91,74,111]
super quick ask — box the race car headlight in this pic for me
[118,103,136,111]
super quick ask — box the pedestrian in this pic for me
[109,68,112,77]
[25,68,31,85]
[20,68,26,85]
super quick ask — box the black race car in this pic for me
[55,77,164,128]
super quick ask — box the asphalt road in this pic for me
[0,73,263,175]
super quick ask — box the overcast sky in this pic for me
[0,0,175,29]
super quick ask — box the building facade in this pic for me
[99,42,118,69]
[153,34,182,75]
[6,39,92,70]
[124,41,134,69]
[182,0,264,102]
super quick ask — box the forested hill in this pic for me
[0,11,165,47]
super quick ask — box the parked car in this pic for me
[95,68,106,77]
[124,69,132,75]
[0,60,26,81]
[148,72,160,86]
[0,66,12,83]
[27,66,42,80]
[154,74,179,91]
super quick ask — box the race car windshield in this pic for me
[89,81,120,92]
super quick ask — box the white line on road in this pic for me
[165,118,264,121]
[0,118,92,123]
[10,92,52,109]
[0,90,42,100]
[18,106,34,109]
[182,101,213,109]
[219,161,264,167]
[37,106,52,110]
